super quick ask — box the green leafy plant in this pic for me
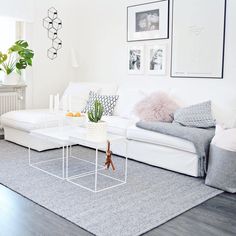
[0,40,34,75]
[88,100,104,123]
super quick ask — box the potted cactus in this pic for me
[87,100,107,141]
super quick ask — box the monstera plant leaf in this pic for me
[0,40,34,75]
[10,40,34,60]
[8,40,29,53]
[0,52,7,72]
[0,52,7,64]
[16,59,28,70]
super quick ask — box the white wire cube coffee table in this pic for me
[29,126,75,180]
[67,134,128,193]
[29,126,128,193]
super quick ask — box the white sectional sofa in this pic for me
[1,82,236,177]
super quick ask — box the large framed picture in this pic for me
[128,46,144,74]
[147,45,167,75]
[127,0,169,42]
[171,0,226,78]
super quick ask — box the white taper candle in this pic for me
[49,95,54,112]
[62,95,68,111]
[54,94,60,112]
[68,95,72,112]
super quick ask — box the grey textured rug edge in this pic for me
[0,182,95,236]
[139,191,222,235]
[0,181,222,236]
[0,141,223,236]
[0,183,223,236]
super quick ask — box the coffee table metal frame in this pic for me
[67,136,128,193]
[28,126,128,193]
[29,145,70,180]
[28,126,73,180]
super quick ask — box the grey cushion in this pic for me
[173,101,216,128]
[82,91,119,116]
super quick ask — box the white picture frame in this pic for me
[127,46,144,75]
[171,0,226,78]
[127,0,169,42]
[147,45,167,75]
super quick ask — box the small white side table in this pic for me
[29,126,76,180]
[68,133,128,193]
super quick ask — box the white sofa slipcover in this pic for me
[103,116,135,136]
[1,109,65,132]
[1,82,236,177]
[127,125,195,154]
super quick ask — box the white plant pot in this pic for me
[86,121,107,141]
[2,73,20,85]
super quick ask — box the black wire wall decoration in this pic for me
[43,7,62,60]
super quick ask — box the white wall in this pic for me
[0,0,35,21]
[26,0,236,108]
[25,0,75,108]
[74,0,236,88]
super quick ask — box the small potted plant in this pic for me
[87,100,107,141]
[0,40,34,85]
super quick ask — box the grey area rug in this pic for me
[0,140,222,236]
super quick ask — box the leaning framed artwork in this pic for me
[127,0,169,42]
[171,0,226,79]
[147,45,167,75]
[127,46,144,74]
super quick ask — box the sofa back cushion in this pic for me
[114,87,173,119]
[60,82,98,112]
[114,88,146,119]
[60,82,118,112]
[170,87,236,128]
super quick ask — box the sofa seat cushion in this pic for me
[212,127,236,152]
[1,109,64,132]
[102,116,134,136]
[127,125,196,154]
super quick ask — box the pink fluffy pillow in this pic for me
[134,91,179,122]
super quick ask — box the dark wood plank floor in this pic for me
[0,184,235,236]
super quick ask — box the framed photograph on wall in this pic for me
[171,0,226,78]
[147,45,167,75]
[127,0,169,42]
[128,46,144,74]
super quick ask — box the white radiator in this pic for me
[0,92,22,116]
[0,85,26,133]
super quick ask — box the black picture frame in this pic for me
[170,0,227,79]
[127,0,170,42]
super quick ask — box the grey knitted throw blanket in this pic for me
[136,121,215,177]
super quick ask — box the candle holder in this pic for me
[43,7,62,60]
